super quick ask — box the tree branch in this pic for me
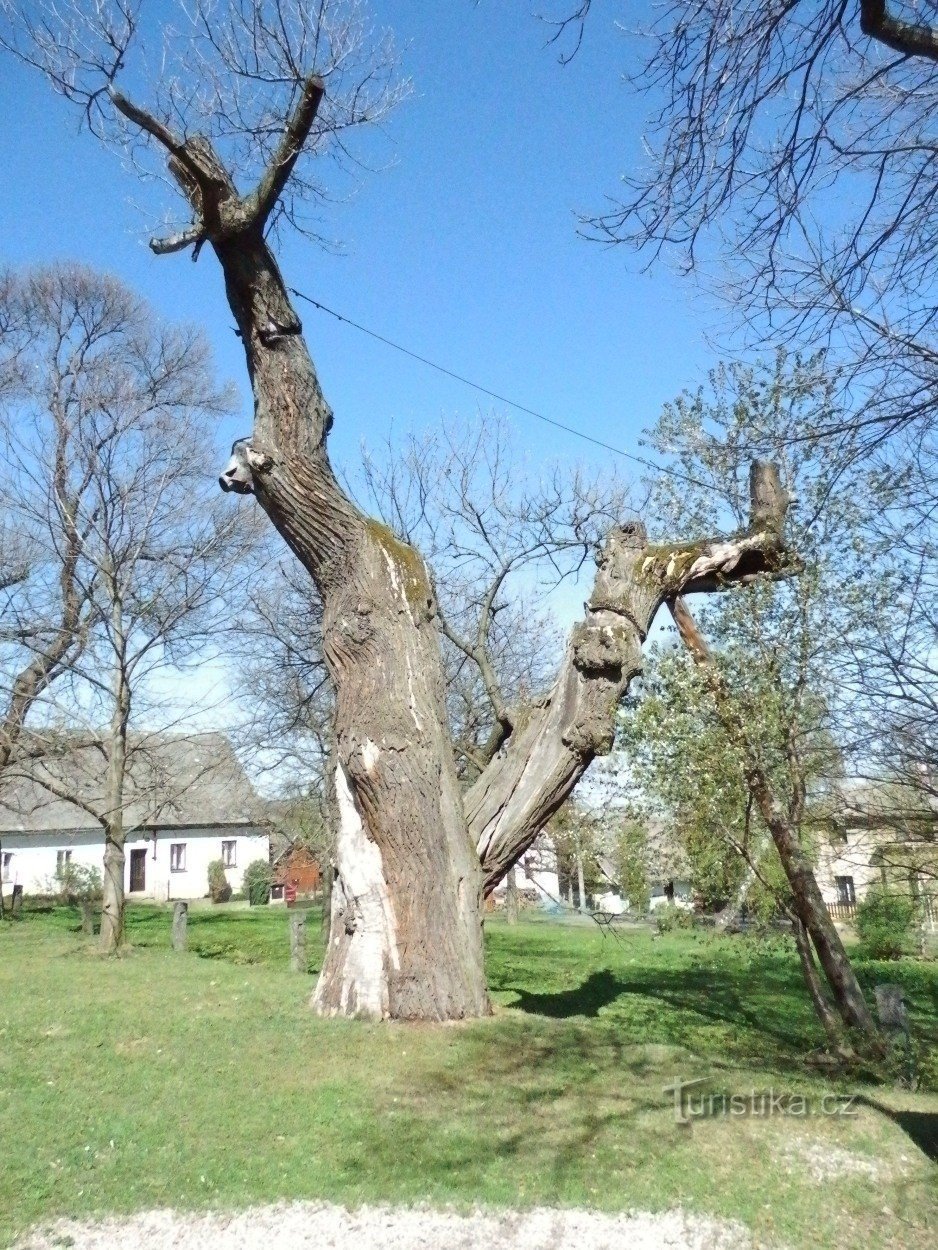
[247,74,326,227]
[470,461,796,892]
[860,0,938,63]
[149,226,204,257]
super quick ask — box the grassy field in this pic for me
[1,903,936,1249]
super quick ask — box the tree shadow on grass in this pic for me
[510,969,626,1018]
[505,965,810,1065]
[855,1095,938,1162]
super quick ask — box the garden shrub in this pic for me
[655,903,695,933]
[244,858,273,907]
[855,886,916,960]
[54,862,102,905]
[207,859,232,904]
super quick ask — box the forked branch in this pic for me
[469,461,796,893]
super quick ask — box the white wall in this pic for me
[1,826,270,901]
[815,829,883,904]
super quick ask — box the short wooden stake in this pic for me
[171,900,188,952]
[80,900,95,936]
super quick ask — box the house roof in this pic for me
[0,733,268,834]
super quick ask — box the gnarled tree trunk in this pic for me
[219,234,488,1021]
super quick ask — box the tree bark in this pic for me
[576,847,587,913]
[746,769,883,1049]
[99,588,130,954]
[792,917,850,1056]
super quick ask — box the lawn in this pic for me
[1,903,936,1249]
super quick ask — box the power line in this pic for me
[288,286,712,492]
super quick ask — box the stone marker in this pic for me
[171,900,188,952]
[874,983,909,1036]
[80,901,95,936]
[290,911,307,973]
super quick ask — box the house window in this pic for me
[1,852,12,883]
[831,824,848,847]
[170,842,187,872]
[56,849,73,869]
[221,839,237,868]
[835,876,856,906]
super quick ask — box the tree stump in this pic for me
[171,900,188,952]
[290,911,307,974]
[80,901,95,936]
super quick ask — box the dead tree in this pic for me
[4,1,798,1018]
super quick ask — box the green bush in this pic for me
[655,903,695,933]
[243,858,273,907]
[54,862,102,905]
[207,859,232,904]
[855,886,916,960]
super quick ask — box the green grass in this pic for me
[1,904,936,1249]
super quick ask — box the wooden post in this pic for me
[10,884,23,917]
[171,900,188,952]
[80,901,95,936]
[290,910,307,973]
[505,866,519,925]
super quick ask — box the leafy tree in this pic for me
[620,352,892,1053]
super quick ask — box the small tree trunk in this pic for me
[99,591,130,955]
[576,848,587,913]
[505,866,518,925]
[792,917,851,1056]
[100,825,125,953]
[748,773,884,1054]
[171,900,188,951]
[290,910,307,972]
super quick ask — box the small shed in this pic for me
[271,844,321,903]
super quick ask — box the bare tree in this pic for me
[541,1,938,461]
[0,263,245,950]
[3,1,798,1018]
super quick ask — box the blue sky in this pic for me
[0,2,721,482]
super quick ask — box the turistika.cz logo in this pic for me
[663,1077,859,1125]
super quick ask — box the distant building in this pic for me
[813,780,937,922]
[271,844,322,903]
[0,733,270,902]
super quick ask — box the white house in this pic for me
[0,733,270,902]
[813,780,937,920]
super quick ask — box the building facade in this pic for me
[0,733,270,903]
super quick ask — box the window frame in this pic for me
[221,839,237,868]
[835,875,856,906]
[170,842,187,873]
[1,851,12,883]
[56,848,73,870]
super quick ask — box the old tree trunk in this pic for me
[112,83,796,1021]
